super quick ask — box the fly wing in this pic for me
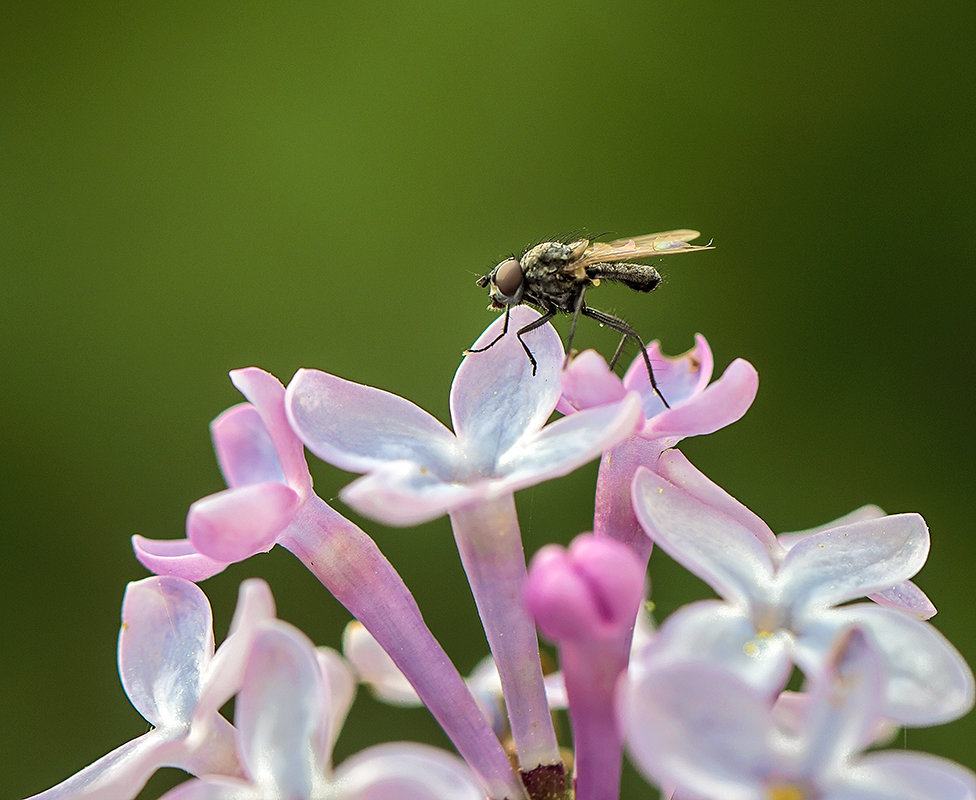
[577,230,712,267]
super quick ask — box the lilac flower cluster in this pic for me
[29,306,974,800]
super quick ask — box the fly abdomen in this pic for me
[586,262,661,293]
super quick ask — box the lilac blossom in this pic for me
[161,620,485,800]
[286,306,642,790]
[630,449,974,726]
[623,627,976,799]
[559,336,758,561]
[27,577,275,800]
[525,534,645,800]
[135,368,524,800]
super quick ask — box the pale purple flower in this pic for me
[135,368,523,800]
[560,336,758,560]
[631,449,974,726]
[525,534,645,800]
[27,577,275,800]
[779,504,937,619]
[286,306,641,789]
[623,627,976,800]
[161,620,485,800]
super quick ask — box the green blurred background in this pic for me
[3,2,974,797]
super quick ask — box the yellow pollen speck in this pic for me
[818,544,825,549]
[658,487,664,494]
[121,621,129,630]
[767,784,804,800]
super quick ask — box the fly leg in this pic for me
[513,309,556,375]
[564,285,587,369]
[581,305,669,408]
[465,305,511,355]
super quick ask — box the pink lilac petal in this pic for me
[332,742,485,800]
[631,466,777,604]
[556,348,628,414]
[159,776,257,800]
[642,357,758,443]
[653,448,777,548]
[452,306,564,450]
[315,647,357,765]
[187,481,300,562]
[132,535,229,582]
[230,368,311,495]
[622,336,714,417]
[211,403,287,488]
[778,514,929,614]
[286,368,460,475]
[794,604,974,726]
[343,620,421,706]
[237,623,326,797]
[118,577,214,727]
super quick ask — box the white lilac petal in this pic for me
[778,504,886,546]
[795,604,975,725]
[642,357,759,444]
[622,335,714,418]
[641,600,793,694]
[557,348,628,414]
[187,482,300,563]
[868,580,936,619]
[654,449,777,548]
[25,730,187,800]
[211,404,286,489]
[623,659,774,800]
[452,305,563,452]
[779,514,929,613]
[631,466,776,605]
[339,462,485,526]
[316,646,357,765]
[192,579,277,730]
[159,776,258,800]
[497,393,642,491]
[852,751,976,800]
[343,620,421,706]
[230,367,310,495]
[286,368,459,473]
[132,535,229,582]
[798,629,884,779]
[331,742,485,800]
[236,623,327,797]
[119,577,213,728]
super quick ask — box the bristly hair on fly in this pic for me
[466,229,712,407]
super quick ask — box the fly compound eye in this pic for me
[494,258,523,298]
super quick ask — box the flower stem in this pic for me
[449,495,564,783]
[281,495,526,800]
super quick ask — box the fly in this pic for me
[466,229,712,406]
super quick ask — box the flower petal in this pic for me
[339,463,485,526]
[623,334,714,417]
[211,404,287,489]
[119,577,213,727]
[778,514,929,613]
[855,752,976,800]
[131,535,229,582]
[452,306,564,453]
[497,394,642,492]
[557,348,628,414]
[795,604,975,726]
[236,623,328,796]
[343,621,421,706]
[229,368,311,496]
[331,742,485,800]
[286,368,458,473]
[187,482,300,562]
[623,656,774,799]
[643,357,759,444]
[632,465,776,605]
